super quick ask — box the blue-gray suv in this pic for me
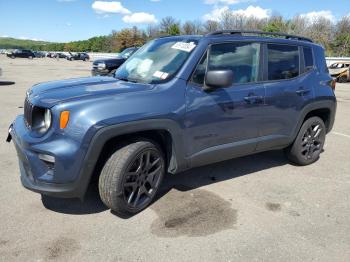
[8,31,337,215]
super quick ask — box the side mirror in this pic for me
[204,70,233,91]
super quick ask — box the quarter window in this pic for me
[303,47,314,72]
[267,44,299,80]
[191,42,260,85]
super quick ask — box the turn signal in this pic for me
[60,111,70,129]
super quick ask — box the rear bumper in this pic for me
[9,116,89,199]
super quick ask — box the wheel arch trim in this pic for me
[76,119,186,199]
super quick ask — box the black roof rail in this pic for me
[206,30,313,43]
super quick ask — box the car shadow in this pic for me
[159,149,288,194]
[0,81,15,86]
[42,150,289,216]
[41,183,108,215]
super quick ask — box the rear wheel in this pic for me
[285,116,326,166]
[338,75,348,83]
[99,140,165,215]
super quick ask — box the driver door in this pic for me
[185,42,265,166]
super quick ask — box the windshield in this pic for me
[115,38,198,84]
[117,48,136,59]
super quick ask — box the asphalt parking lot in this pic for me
[0,56,349,262]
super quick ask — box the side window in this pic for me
[303,47,314,72]
[191,42,260,85]
[209,42,260,84]
[191,52,207,85]
[267,44,299,80]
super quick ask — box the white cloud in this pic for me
[19,36,44,41]
[122,12,157,24]
[205,0,254,4]
[300,10,335,22]
[66,22,72,26]
[57,0,76,2]
[150,0,161,2]
[203,6,229,21]
[92,1,130,14]
[203,5,270,21]
[1,35,9,38]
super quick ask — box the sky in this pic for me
[0,0,349,43]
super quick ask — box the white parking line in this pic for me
[332,132,350,139]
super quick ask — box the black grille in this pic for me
[24,97,34,128]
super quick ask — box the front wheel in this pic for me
[99,140,165,216]
[285,116,326,166]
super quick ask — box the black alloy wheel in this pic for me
[285,116,326,165]
[99,140,165,215]
[300,123,324,161]
[122,149,163,209]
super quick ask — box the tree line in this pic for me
[9,14,350,56]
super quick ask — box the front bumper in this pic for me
[9,115,89,199]
[91,68,110,76]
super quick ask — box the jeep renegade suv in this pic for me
[8,30,336,215]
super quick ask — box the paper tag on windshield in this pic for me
[171,42,196,52]
[153,71,169,80]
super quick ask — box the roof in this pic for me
[205,30,313,43]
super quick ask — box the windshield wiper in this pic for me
[115,76,138,83]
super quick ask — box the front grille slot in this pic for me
[24,97,34,128]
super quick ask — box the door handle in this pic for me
[295,88,311,96]
[244,95,263,103]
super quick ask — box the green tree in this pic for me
[168,24,180,35]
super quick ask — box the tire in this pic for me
[28,56,33,59]
[338,75,348,83]
[99,140,165,215]
[70,58,73,61]
[285,116,326,166]
[11,55,15,59]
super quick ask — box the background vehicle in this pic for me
[91,47,138,76]
[33,51,45,58]
[6,49,35,59]
[46,52,55,58]
[67,52,89,61]
[328,62,350,83]
[8,31,336,216]
[55,52,67,59]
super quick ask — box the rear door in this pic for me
[257,43,315,150]
[185,41,265,164]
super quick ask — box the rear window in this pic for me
[303,47,314,72]
[267,44,299,80]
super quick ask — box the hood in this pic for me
[28,76,154,108]
[329,68,348,76]
[93,57,125,65]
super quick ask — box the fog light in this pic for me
[38,154,55,163]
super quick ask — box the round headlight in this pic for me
[44,109,51,130]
